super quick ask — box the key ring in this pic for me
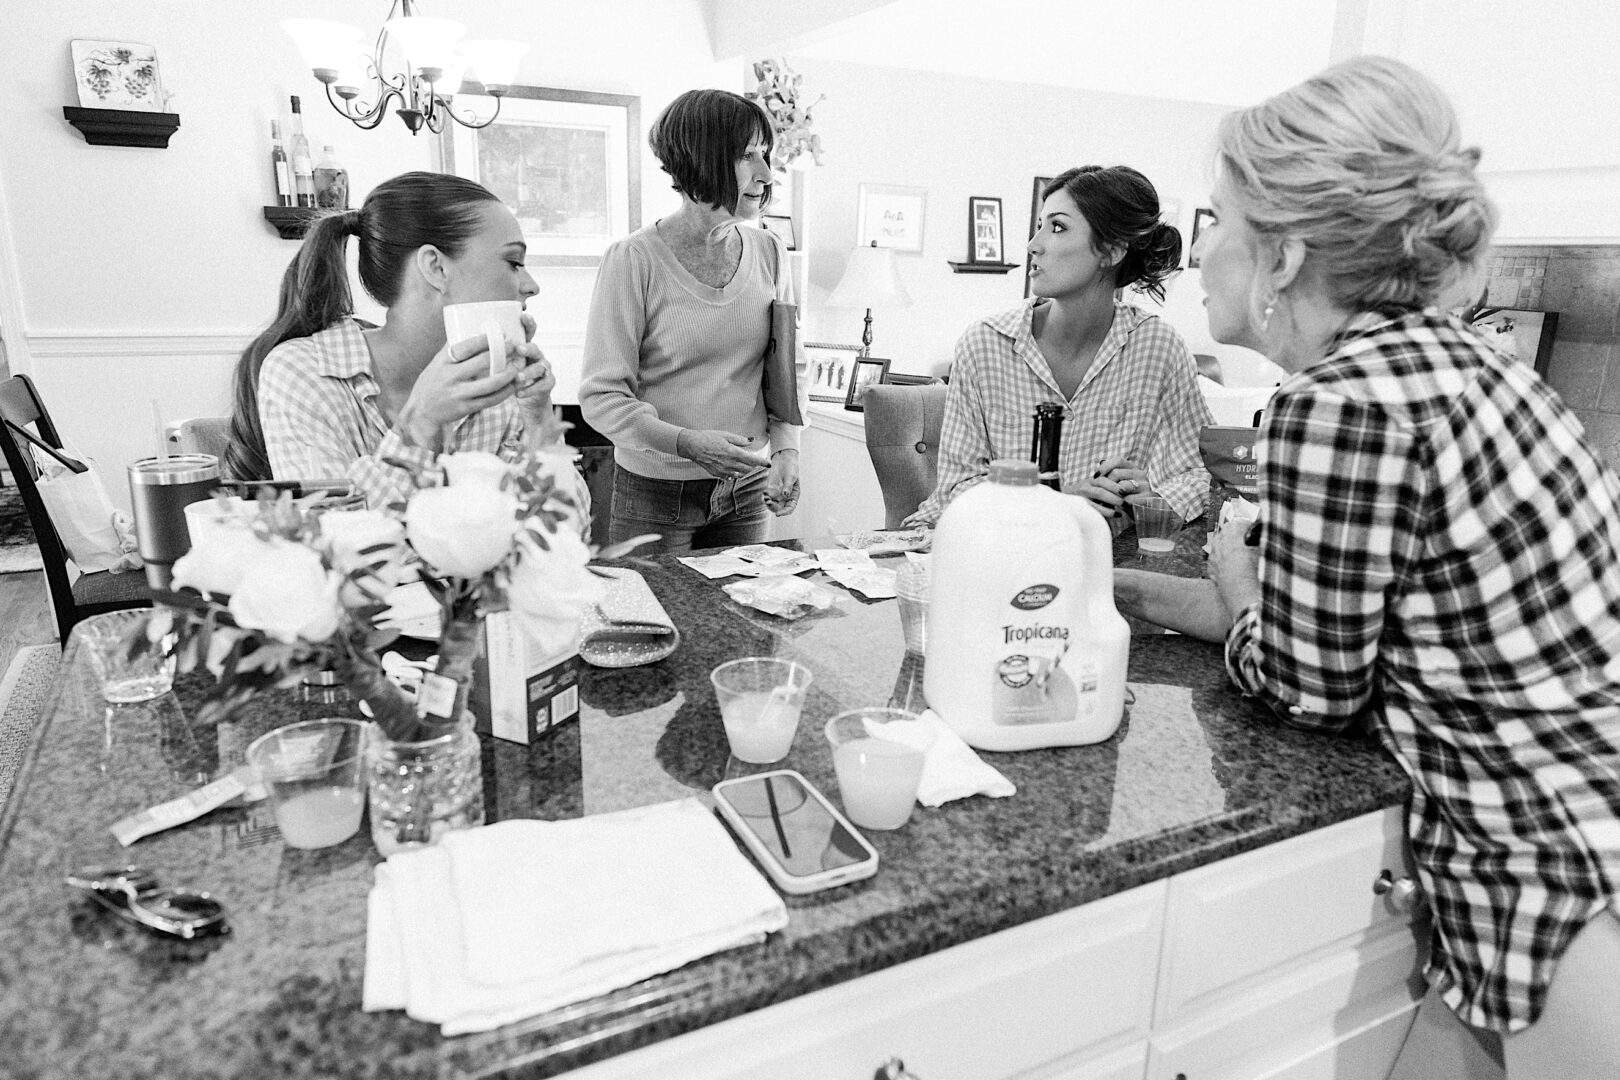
[65,865,230,940]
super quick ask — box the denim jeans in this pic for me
[609,466,771,555]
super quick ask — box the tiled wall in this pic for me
[1483,245,1620,469]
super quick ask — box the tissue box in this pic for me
[469,611,581,745]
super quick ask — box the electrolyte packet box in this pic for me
[469,610,581,744]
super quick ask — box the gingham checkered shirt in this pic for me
[908,299,1212,526]
[1225,309,1620,1033]
[259,319,523,509]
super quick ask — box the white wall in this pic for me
[780,56,1278,384]
[0,0,727,507]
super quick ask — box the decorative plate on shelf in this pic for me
[71,40,165,111]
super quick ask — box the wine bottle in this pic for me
[269,121,293,208]
[313,144,349,210]
[288,96,315,209]
[1030,402,1064,491]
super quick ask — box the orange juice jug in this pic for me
[923,459,1129,750]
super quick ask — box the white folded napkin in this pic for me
[872,710,1016,807]
[363,798,788,1035]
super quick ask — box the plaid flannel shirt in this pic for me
[908,299,1212,526]
[1226,309,1620,1033]
[259,319,523,509]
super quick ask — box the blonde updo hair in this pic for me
[1215,55,1497,314]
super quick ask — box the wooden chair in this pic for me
[0,375,152,641]
[861,383,948,529]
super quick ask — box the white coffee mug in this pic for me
[443,300,525,377]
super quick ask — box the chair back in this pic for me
[171,416,233,471]
[861,383,948,529]
[0,374,150,640]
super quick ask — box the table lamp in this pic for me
[826,241,912,357]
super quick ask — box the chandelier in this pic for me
[283,1,528,135]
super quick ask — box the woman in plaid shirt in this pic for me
[1116,57,1620,1077]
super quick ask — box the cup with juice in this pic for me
[710,657,813,764]
[825,707,935,830]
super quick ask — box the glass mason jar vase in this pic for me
[365,713,485,857]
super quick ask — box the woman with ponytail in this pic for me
[907,165,1212,526]
[226,171,560,509]
[1117,57,1620,1078]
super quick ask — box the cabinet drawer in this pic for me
[1157,808,1414,1022]
[568,879,1167,1080]
[1147,926,1422,1080]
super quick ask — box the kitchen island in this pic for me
[0,525,1416,1079]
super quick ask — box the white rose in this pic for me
[406,485,520,579]
[320,508,407,603]
[442,451,509,491]
[506,528,603,654]
[227,540,344,644]
[171,525,277,597]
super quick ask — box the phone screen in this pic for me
[717,773,870,878]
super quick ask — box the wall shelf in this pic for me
[262,206,322,240]
[947,261,1018,275]
[63,107,179,148]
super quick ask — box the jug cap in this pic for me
[987,459,1037,486]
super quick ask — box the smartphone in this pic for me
[712,770,879,895]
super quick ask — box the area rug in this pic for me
[0,645,60,811]
[0,485,43,574]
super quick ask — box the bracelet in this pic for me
[770,448,797,458]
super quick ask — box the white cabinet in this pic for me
[564,810,1423,1080]
[770,401,888,541]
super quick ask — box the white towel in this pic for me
[870,710,1016,807]
[363,798,788,1035]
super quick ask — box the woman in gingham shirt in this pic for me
[1116,57,1620,1076]
[906,166,1211,527]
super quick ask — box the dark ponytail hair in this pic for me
[225,171,502,480]
[1043,166,1181,302]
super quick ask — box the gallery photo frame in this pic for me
[441,84,641,267]
[845,356,891,412]
[968,196,1004,265]
[857,184,926,252]
[805,342,862,403]
[1187,208,1216,268]
[760,214,797,250]
[1025,175,1054,297]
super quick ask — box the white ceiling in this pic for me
[783,0,1344,107]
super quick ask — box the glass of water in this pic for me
[78,609,178,703]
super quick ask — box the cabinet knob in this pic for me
[875,1057,921,1080]
[1373,869,1423,914]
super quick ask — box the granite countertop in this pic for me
[0,521,1410,1079]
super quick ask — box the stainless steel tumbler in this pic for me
[127,455,220,589]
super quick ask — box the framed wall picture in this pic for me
[71,40,165,111]
[857,184,926,252]
[1467,306,1560,378]
[805,342,862,403]
[845,356,891,411]
[441,84,641,267]
[968,196,1004,265]
[1187,208,1216,268]
[1025,175,1054,297]
[760,214,797,250]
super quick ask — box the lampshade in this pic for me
[282,19,366,79]
[381,13,465,74]
[459,39,529,90]
[826,242,912,310]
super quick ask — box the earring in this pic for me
[1260,297,1277,335]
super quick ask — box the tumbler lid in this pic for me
[128,455,219,485]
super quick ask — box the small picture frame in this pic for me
[760,214,797,250]
[968,196,1004,265]
[845,356,892,412]
[71,40,165,111]
[883,373,935,387]
[805,342,861,403]
[1188,208,1216,268]
[857,184,926,252]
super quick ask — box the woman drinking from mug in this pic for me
[1115,56,1620,1079]
[226,171,564,511]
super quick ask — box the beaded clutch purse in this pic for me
[578,567,681,668]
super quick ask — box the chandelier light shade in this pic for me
[282,1,529,135]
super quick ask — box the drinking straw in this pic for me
[152,400,168,460]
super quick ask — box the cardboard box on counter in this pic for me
[470,610,580,745]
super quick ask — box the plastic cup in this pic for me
[710,657,812,764]
[824,707,935,830]
[245,719,368,850]
[1127,494,1181,553]
[895,560,929,655]
[78,609,178,703]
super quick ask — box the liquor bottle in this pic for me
[1030,402,1065,491]
[288,96,315,209]
[269,121,293,207]
[313,144,349,210]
